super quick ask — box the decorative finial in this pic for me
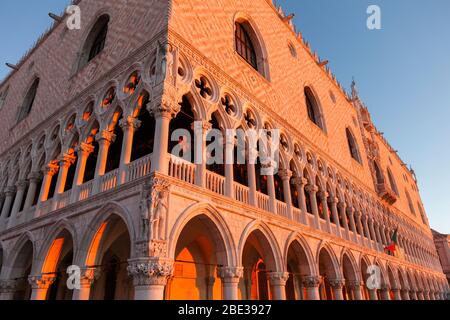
[351,77,359,100]
[282,13,295,23]
[5,63,18,70]
[48,12,63,22]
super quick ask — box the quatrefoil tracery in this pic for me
[195,76,213,99]
[221,95,236,116]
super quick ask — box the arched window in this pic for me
[235,22,257,70]
[387,168,399,195]
[346,128,361,163]
[405,190,416,216]
[418,203,428,225]
[373,161,384,185]
[234,20,269,79]
[304,87,325,131]
[17,78,39,122]
[78,15,110,69]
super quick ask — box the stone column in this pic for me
[329,279,345,300]
[409,290,418,300]
[362,214,372,249]
[0,186,16,224]
[401,288,410,300]
[384,229,391,246]
[392,288,402,300]
[73,143,94,187]
[224,138,234,198]
[8,180,28,225]
[305,185,319,229]
[23,172,42,210]
[302,276,321,300]
[118,116,141,185]
[70,143,94,202]
[54,154,76,196]
[329,197,341,237]
[292,177,308,225]
[72,267,101,300]
[380,284,391,300]
[267,272,289,300]
[278,169,293,219]
[347,207,358,242]
[264,164,277,214]
[416,290,424,300]
[368,288,379,300]
[423,290,430,300]
[319,191,331,232]
[247,160,257,207]
[218,267,243,300]
[0,280,19,300]
[338,202,350,240]
[375,224,383,250]
[37,163,59,204]
[193,120,211,188]
[354,211,364,244]
[149,99,180,175]
[347,280,363,300]
[94,130,116,176]
[369,219,378,248]
[127,258,173,300]
[28,275,56,300]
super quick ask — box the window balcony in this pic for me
[376,181,398,204]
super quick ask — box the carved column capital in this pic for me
[291,177,308,187]
[0,280,19,294]
[305,184,318,195]
[58,153,77,168]
[329,197,339,205]
[347,280,363,290]
[95,130,116,145]
[217,266,244,283]
[347,206,355,216]
[191,120,212,133]
[127,258,173,286]
[4,186,17,196]
[278,169,292,181]
[401,285,410,292]
[15,180,28,190]
[148,97,180,119]
[329,278,346,289]
[80,267,102,286]
[43,163,59,177]
[380,283,391,291]
[337,202,347,210]
[119,116,142,131]
[301,275,321,288]
[318,191,328,200]
[28,171,43,183]
[28,275,56,290]
[75,142,95,156]
[267,272,290,286]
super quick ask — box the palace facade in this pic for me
[0,0,448,300]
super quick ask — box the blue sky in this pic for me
[0,1,449,233]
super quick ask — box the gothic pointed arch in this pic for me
[234,13,270,79]
[304,86,326,131]
[78,201,136,266]
[78,14,110,69]
[345,128,362,163]
[17,77,40,123]
[169,202,237,267]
